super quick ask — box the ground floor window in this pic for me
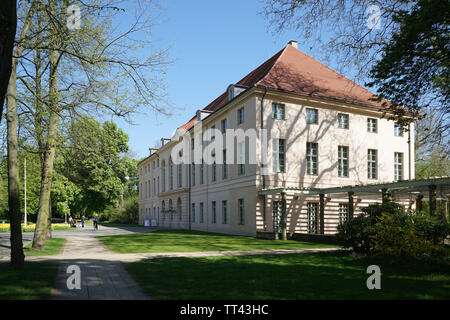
[222,201,227,224]
[273,201,281,233]
[212,201,217,224]
[307,202,318,234]
[238,199,245,225]
[200,202,204,223]
[339,203,348,225]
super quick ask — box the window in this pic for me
[394,122,403,137]
[306,142,318,175]
[153,179,156,195]
[211,125,216,140]
[169,159,173,190]
[191,162,195,186]
[223,149,228,179]
[212,201,217,224]
[394,152,403,181]
[307,202,318,234]
[191,203,195,223]
[157,177,159,194]
[222,200,227,224]
[338,113,349,129]
[212,161,217,181]
[368,149,377,179]
[272,103,285,120]
[162,162,166,192]
[200,160,204,184]
[338,146,349,177]
[238,199,245,225]
[367,118,377,133]
[145,181,147,198]
[177,198,182,221]
[339,203,348,225]
[238,142,245,175]
[178,164,182,188]
[272,138,286,173]
[191,138,195,150]
[200,202,204,223]
[238,108,245,124]
[306,108,318,124]
[221,119,227,133]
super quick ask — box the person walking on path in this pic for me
[93,214,98,231]
[81,215,85,228]
[68,216,73,227]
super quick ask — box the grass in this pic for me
[98,229,339,253]
[23,238,66,256]
[125,251,450,300]
[0,262,59,299]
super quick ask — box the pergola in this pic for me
[259,176,450,239]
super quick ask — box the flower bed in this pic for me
[0,223,72,232]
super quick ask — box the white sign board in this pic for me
[151,219,157,227]
[144,220,150,227]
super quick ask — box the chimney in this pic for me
[288,40,298,49]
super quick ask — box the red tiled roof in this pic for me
[255,44,385,108]
[178,43,386,131]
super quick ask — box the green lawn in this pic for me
[23,238,66,256]
[98,229,338,253]
[126,251,450,300]
[0,262,59,299]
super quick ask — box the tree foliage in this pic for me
[367,0,449,132]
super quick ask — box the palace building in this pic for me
[137,41,423,237]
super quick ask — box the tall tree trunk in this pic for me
[32,0,59,249]
[5,1,36,265]
[6,62,24,266]
[0,0,17,122]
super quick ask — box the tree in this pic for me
[367,0,449,147]
[59,117,133,216]
[8,0,170,249]
[262,0,416,79]
[5,0,36,266]
[263,0,449,171]
[0,0,17,122]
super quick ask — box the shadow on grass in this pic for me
[125,251,450,300]
[0,262,59,300]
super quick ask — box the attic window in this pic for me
[228,86,234,101]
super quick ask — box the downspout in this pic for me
[188,161,192,230]
[408,123,411,180]
[261,86,268,231]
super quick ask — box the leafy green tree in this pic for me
[59,117,133,216]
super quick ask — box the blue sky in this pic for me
[115,0,348,159]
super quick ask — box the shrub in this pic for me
[413,215,450,245]
[371,212,448,257]
[336,202,404,254]
[336,202,450,257]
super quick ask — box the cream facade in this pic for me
[138,42,415,237]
